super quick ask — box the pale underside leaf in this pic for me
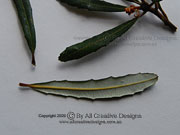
[19,73,158,100]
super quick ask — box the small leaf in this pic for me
[13,0,36,65]
[57,0,126,12]
[59,18,138,62]
[19,73,158,100]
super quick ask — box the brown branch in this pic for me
[158,3,168,19]
[155,2,159,10]
[139,1,177,32]
[148,7,177,32]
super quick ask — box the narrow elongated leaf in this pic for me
[124,0,140,4]
[13,0,36,65]
[19,73,158,100]
[59,18,138,62]
[57,0,126,12]
[152,0,162,3]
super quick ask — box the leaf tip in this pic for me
[58,55,66,62]
[32,54,36,66]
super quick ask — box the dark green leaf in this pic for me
[57,0,126,12]
[13,0,36,65]
[59,18,138,62]
[19,73,158,100]
[152,0,162,3]
[124,0,140,4]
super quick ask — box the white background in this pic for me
[0,0,180,134]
